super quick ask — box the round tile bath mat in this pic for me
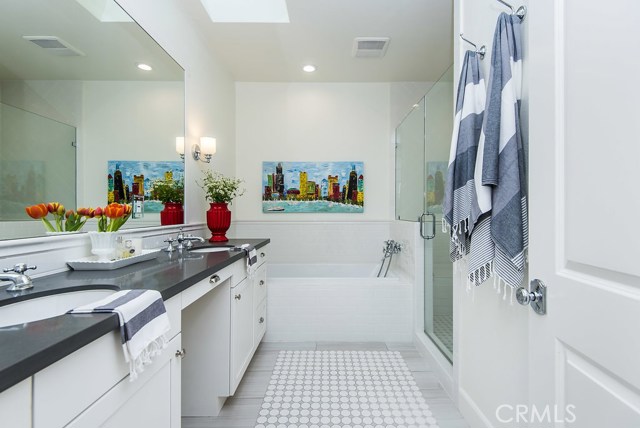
[255,350,439,428]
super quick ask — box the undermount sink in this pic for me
[190,246,235,253]
[0,289,117,328]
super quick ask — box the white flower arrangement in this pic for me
[199,171,245,204]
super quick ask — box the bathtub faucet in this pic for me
[378,240,403,278]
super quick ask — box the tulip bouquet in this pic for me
[25,202,89,232]
[91,203,132,232]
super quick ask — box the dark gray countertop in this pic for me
[0,238,269,393]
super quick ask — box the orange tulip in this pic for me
[47,202,60,214]
[123,204,132,215]
[94,206,103,217]
[25,204,48,219]
[104,203,125,219]
[65,209,74,218]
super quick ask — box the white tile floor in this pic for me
[182,342,468,428]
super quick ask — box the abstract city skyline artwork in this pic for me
[262,161,364,213]
[107,160,184,213]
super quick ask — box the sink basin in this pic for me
[190,246,235,253]
[0,289,117,328]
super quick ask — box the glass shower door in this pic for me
[422,66,454,362]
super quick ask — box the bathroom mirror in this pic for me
[0,0,185,240]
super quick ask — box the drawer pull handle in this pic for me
[210,275,221,284]
[260,252,266,258]
[259,317,265,324]
[175,348,186,358]
[234,294,242,300]
[259,280,265,286]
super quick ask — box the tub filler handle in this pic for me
[234,294,242,300]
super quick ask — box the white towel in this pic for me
[69,289,171,381]
[239,244,258,277]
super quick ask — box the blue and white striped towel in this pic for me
[69,289,171,381]
[238,244,258,277]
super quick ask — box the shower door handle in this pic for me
[419,212,436,240]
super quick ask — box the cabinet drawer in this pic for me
[254,300,267,345]
[182,264,234,309]
[254,265,267,307]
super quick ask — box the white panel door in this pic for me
[528,1,640,427]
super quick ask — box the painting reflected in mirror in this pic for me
[0,0,185,240]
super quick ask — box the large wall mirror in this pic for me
[0,0,185,240]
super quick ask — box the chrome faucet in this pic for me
[1,263,37,292]
[175,228,206,251]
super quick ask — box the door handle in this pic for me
[516,279,546,315]
[419,212,436,240]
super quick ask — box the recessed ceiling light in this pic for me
[303,65,317,73]
[137,63,152,71]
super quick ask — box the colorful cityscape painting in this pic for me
[107,160,184,213]
[262,161,364,213]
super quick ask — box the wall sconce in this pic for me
[193,137,216,163]
[176,137,185,160]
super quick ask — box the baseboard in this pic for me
[458,388,495,428]
[413,331,454,401]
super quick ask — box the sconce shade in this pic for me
[176,137,185,155]
[200,137,217,156]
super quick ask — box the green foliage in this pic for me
[153,178,184,204]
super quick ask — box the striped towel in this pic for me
[473,12,528,288]
[238,244,258,277]
[443,50,486,263]
[69,289,171,381]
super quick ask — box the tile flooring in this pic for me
[182,342,468,428]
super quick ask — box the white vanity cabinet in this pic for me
[32,294,183,428]
[0,379,31,427]
[183,244,269,417]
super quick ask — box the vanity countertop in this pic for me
[0,238,269,393]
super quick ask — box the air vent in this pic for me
[23,36,85,57]
[352,37,390,58]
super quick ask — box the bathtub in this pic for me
[265,263,413,343]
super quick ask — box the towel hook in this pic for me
[459,33,486,60]
[496,0,527,20]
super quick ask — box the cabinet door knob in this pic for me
[259,280,265,286]
[210,274,221,284]
[259,317,265,324]
[175,348,186,358]
[234,294,242,300]
[260,252,266,258]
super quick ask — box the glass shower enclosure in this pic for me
[395,66,454,362]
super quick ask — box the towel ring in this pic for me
[459,34,486,60]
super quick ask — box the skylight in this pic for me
[200,0,290,23]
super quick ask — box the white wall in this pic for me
[117,0,236,225]
[79,81,183,209]
[235,82,392,222]
[454,1,530,427]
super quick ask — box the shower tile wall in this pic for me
[432,230,453,317]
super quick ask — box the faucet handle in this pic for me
[3,263,37,274]
[163,238,176,253]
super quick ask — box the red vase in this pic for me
[160,202,184,226]
[206,202,231,242]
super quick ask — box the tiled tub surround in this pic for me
[0,238,270,394]
[266,264,413,343]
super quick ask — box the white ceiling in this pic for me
[183,0,453,82]
[0,0,183,81]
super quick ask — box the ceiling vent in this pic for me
[352,37,390,58]
[23,36,85,56]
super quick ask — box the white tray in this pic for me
[67,249,161,271]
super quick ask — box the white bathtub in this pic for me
[265,263,413,343]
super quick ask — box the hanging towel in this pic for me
[443,50,486,263]
[473,12,528,288]
[237,243,258,277]
[69,289,170,381]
